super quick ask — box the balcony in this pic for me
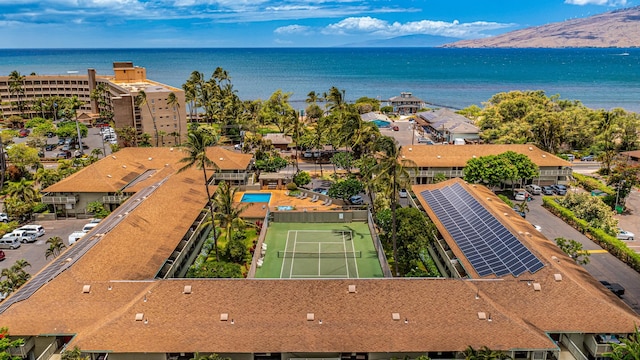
[41,195,78,204]
[102,195,130,204]
[212,172,248,181]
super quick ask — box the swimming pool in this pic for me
[371,119,391,128]
[276,205,295,211]
[241,193,272,203]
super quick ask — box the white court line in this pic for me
[279,231,292,278]
[343,233,350,278]
[349,231,359,278]
[318,242,322,276]
[289,231,299,279]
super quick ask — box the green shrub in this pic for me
[31,202,48,214]
[293,171,311,187]
[497,194,513,208]
[286,182,298,190]
[573,173,614,195]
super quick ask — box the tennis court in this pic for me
[255,222,384,279]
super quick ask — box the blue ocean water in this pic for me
[1,48,638,112]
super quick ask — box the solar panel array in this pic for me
[421,182,544,277]
[0,177,169,314]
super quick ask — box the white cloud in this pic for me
[274,24,311,34]
[323,16,514,38]
[564,0,627,5]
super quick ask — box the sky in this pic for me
[0,0,634,48]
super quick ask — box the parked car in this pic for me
[57,138,66,146]
[0,250,5,261]
[512,208,526,218]
[17,224,45,238]
[18,128,30,138]
[0,236,21,250]
[513,189,531,201]
[541,186,555,195]
[399,189,408,198]
[8,229,37,243]
[551,184,567,195]
[563,154,575,161]
[45,144,56,151]
[349,195,364,205]
[56,151,71,159]
[617,229,635,241]
[524,184,541,195]
[581,155,595,161]
[392,125,399,131]
[0,213,8,223]
[417,137,434,144]
[600,281,625,297]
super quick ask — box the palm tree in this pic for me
[6,178,38,203]
[68,95,86,155]
[213,181,250,244]
[605,326,640,360]
[178,130,221,260]
[8,70,26,116]
[373,136,415,276]
[463,346,512,360]
[1,259,31,293]
[45,236,66,260]
[167,92,182,145]
[136,90,159,146]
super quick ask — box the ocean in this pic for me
[1,48,639,112]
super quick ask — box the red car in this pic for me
[0,250,5,261]
[18,128,30,138]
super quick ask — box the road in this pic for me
[527,189,640,313]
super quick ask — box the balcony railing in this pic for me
[212,172,247,181]
[102,195,130,204]
[41,195,78,204]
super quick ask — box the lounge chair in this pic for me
[299,192,308,200]
[310,195,319,202]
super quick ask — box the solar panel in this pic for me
[0,177,170,314]
[421,182,544,278]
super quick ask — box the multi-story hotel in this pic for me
[0,62,187,146]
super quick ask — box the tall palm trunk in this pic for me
[202,166,219,261]
[391,164,399,277]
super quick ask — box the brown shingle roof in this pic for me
[0,171,638,356]
[401,144,571,168]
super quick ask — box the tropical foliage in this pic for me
[0,260,31,296]
[556,192,618,235]
[555,237,590,265]
[0,327,25,360]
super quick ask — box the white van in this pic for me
[82,222,99,233]
[0,237,21,249]
[17,225,45,238]
[68,231,87,245]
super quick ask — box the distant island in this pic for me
[443,5,640,48]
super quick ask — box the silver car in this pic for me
[617,229,635,241]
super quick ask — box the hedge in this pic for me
[543,196,640,272]
[572,173,615,195]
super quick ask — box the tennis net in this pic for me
[277,251,361,258]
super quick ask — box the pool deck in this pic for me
[235,190,339,219]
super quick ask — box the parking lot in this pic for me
[526,190,640,313]
[0,218,89,276]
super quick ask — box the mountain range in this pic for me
[345,6,640,48]
[444,6,640,48]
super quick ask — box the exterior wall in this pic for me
[410,166,572,186]
[107,353,166,360]
[0,74,92,118]
[111,94,136,129]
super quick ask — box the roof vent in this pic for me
[348,285,357,293]
[122,165,127,168]
[477,312,487,320]
[219,157,224,161]
[392,313,401,321]
[220,313,229,321]
[551,256,560,262]
[148,157,153,160]
[307,313,315,321]
[554,273,563,282]
[112,155,116,159]
[170,148,174,151]
[472,155,476,158]
[437,155,441,159]
[504,213,508,216]
[183,285,192,294]
[135,313,144,321]
[408,148,412,151]
[528,147,533,151]
[533,283,542,291]
[107,174,112,178]
[82,285,91,293]
[542,155,546,158]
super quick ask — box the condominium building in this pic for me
[0,62,187,146]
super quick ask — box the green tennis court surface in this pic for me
[255,222,384,279]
